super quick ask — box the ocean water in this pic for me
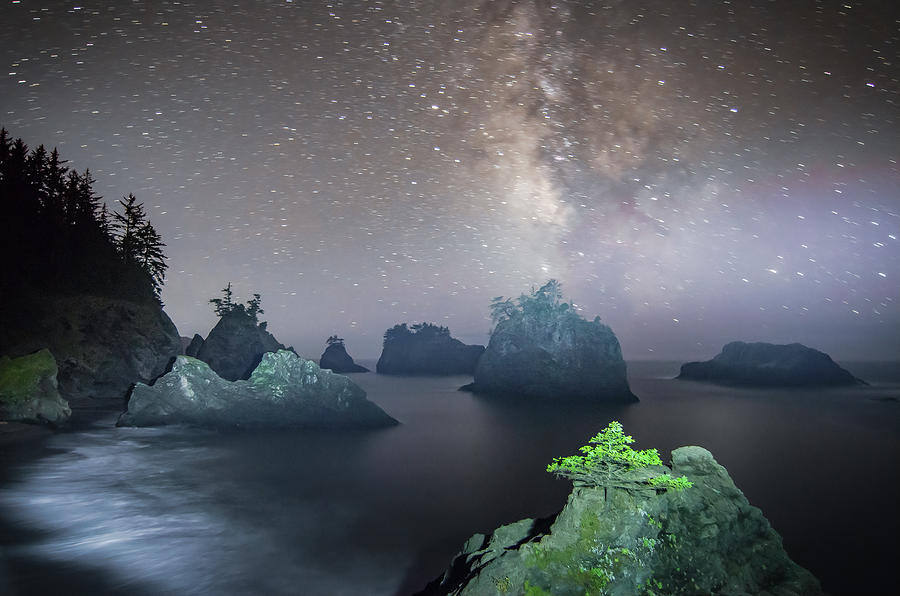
[1,360,898,596]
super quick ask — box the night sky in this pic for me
[2,0,898,361]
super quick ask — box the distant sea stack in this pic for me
[118,350,397,429]
[320,336,369,373]
[376,323,484,375]
[678,341,864,387]
[462,280,636,402]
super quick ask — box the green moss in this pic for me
[0,349,57,405]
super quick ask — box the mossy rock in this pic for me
[0,348,71,424]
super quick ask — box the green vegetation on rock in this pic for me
[0,349,57,405]
[0,349,70,424]
[547,421,693,498]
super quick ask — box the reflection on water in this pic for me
[1,362,898,595]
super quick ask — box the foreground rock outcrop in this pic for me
[320,340,369,373]
[462,281,636,402]
[195,311,288,381]
[678,341,863,387]
[118,350,397,429]
[0,349,71,425]
[0,294,181,400]
[418,446,821,596]
[377,323,484,375]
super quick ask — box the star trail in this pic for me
[2,0,897,359]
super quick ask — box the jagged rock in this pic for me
[678,341,863,387]
[320,341,368,373]
[462,282,635,401]
[195,312,287,381]
[417,446,821,596]
[184,333,204,357]
[0,349,71,425]
[377,323,484,375]
[0,294,180,400]
[118,350,397,429]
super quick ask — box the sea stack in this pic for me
[462,280,636,402]
[678,341,863,387]
[376,323,484,375]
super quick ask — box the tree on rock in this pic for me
[547,421,692,500]
[209,283,265,323]
[111,193,167,297]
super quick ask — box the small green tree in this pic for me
[547,421,692,500]
[326,335,344,346]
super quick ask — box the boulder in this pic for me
[678,341,863,387]
[0,349,71,425]
[320,341,369,373]
[195,312,287,381]
[118,350,397,429]
[417,446,821,596]
[184,333,204,357]
[377,323,484,375]
[0,294,181,400]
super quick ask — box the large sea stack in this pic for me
[678,341,863,387]
[463,280,636,402]
[377,323,484,375]
[118,350,397,429]
[417,446,821,596]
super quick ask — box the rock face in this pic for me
[320,342,369,373]
[195,312,287,381]
[417,446,821,596]
[377,323,484,375]
[118,350,397,429]
[184,333,204,357]
[0,349,71,424]
[0,294,181,400]
[678,341,862,387]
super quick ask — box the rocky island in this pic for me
[320,336,369,373]
[191,284,293,381]
[376,323,484,375]
[461,280,636,402]
[678,341,863,387]
[118,350,397,429]
[418,422,821,596]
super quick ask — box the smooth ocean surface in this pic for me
[1,360,898,595]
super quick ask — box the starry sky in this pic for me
[2,0,898,361]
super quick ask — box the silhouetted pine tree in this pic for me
[0,128,167,301]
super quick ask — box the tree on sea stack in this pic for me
[209,282,264,322]
[548,421,692,501]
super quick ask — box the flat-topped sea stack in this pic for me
[462,280,636,402]
[377,323,484,375]
[320,337,368,373]
[678,341,863,387]
[118,350,397,429]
